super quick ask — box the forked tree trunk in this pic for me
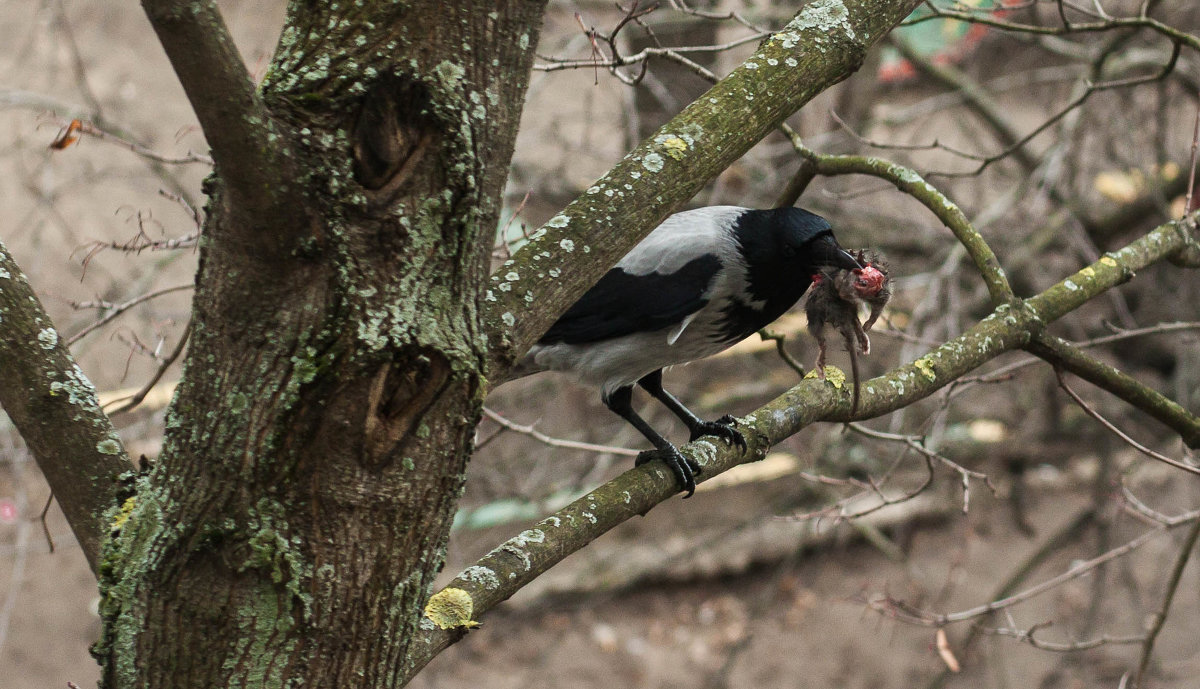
[96,3,547,686]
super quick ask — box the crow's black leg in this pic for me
[602,384,699,497]
[637,370,746,453]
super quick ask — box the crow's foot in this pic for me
[635,446,700,497]
[688,415,747,453]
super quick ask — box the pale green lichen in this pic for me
[461,565,500,590]
[97,437,123,455]
[433,60,466,88]
[785,0,855,42]
[547,214,570,228]
[37,327,58,350]
[690,440,718,467]
[642,153,665,172]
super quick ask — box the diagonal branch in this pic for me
[139,0,297,236]
[1027,334,1200,447]
[789,148,1015,304]
[0,240,132,574]
[482,0,927,374]
[410,213,1197,671]
[907,5,1200,54]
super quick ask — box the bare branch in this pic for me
[481,407,639,456]
[139,0,299,237]
[909,4,1200,54]
[48,117,214,166]
[1132,517,1200,687]
[873,522,1177,627]
[65,284,193,347]
[1028,335,1200,448]
[1053,368,1200,477]
[106,319,193,416]
[975,623,1145,653]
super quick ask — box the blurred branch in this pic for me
[1028,335,1200,448]
[847,423,996,514]
[55,118,214,166]
[66,283,194,347]
[481,407,639,456]
[888,36,1038,172]
[106,319,193,416]
[1131,513,1200,687]
[756,328,807,377]
[908,5,1200,54]
[0,239,132,574]
[873,518,1186,627]
[931,41,1182,178]
[1052,367,1200,476]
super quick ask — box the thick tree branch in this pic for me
[1027,334,1200,447]
[140,0,297,237]
[411,214,1197,670]
[0,240,132,574]
[482,0,926,374]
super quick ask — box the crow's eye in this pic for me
[783,245,797,258]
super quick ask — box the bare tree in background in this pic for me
[1,1,1199,688]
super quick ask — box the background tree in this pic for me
[1,1,1199,688]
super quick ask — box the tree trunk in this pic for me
[96,3,547,686]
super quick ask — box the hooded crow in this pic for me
[506,206,861,496]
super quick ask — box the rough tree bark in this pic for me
[93,1,548,687]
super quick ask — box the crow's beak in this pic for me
[830,247,862,272]
[811,236,863,271]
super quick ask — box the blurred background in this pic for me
[2,1,1200,687]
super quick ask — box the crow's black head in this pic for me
[718,207,861,337]
[734,207,860,275]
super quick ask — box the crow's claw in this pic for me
[636,446,699,497]
[689,415,747,453]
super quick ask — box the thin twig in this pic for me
[46,116,214,165]
[1132,516,1200,687]
[1054,368,1200,477]
[757,328,807,377]
[848,423,996,512]
[482,407,639,456]
[106,319,193,415]
[873,522,1177,626]
[975,622,1145,652]
[39,493,55,554]
[66,284,194,347]
[1185,89,1200,215]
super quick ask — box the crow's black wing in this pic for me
[540,254,721,344]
